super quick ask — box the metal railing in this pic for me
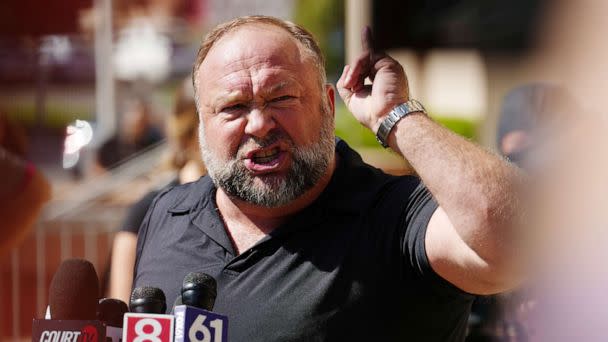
[3,142,174,341]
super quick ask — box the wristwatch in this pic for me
[375,99,426,148]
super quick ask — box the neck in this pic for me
[216,154,337,233]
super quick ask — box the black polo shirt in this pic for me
[134,139,475,341]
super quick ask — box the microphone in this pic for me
[99,298,128,326]
[123,286,174,342]
[98,298,128,342]
[129,286,167,314]
[49,258,99,319]
[173,272,228,342]
[181,272,217,311]
[32,258,106,342]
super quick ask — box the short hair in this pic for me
[191,15,327,107]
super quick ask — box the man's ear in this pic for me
[325,83,336,118]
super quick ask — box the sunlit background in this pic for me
[5,0,605,340]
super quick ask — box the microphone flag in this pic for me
[123,313,174,342]
[32,319,106,342]
[173,305,227,342]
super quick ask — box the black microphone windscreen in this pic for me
[98,298,128,327]
[130,286,167,314]
[48,258,99,320]
[181,272,217,310]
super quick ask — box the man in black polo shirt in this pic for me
[134,15,522,341]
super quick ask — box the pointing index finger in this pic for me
[361,26,374,56]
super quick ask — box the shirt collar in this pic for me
[167,177,236,255]
[169,138,390,251]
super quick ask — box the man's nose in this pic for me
[244,107,276,138]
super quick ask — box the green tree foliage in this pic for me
[292,1,479,151]
[292,0,345,81]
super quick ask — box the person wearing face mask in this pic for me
[496,83,576,168]
[466,83,578,341]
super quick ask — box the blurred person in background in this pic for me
[95,97,164,172]
[0,112,51,255]
[496,83,576,170]
[467,83,577,341]
[107,79,206,303]
[525,5,608,340]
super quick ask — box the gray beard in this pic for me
[199,115,335,207]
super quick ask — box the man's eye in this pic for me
[271,95,295,103]
[223,103,247,112]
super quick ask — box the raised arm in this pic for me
[336,27,523,295]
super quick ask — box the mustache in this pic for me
[236,131,292,157]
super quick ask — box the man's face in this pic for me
[194,24,335,207]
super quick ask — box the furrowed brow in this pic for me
[213,90,248,108]
[262,81,300,97]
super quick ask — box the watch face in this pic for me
[376,100,426,147]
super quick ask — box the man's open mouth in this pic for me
[252,147,280,164]
[243,145,287,172]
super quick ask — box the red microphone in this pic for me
[32,259,106,342]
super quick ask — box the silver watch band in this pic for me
[375,99,426,148]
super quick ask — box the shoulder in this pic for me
[134,176,215,270]
[119,179,179,233]
[333,138,423,210]
[152,176,213,211]
[136,176,214,239]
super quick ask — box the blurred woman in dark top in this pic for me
[107,80,205,302]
